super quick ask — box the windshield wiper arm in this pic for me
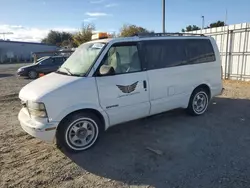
[61,67,73,76]
[59,67,83,77]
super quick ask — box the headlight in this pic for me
[27,101,47,118]
[18,68,24,72]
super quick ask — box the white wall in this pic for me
[0,41,58,63]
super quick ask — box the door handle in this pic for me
[143,80,147,89]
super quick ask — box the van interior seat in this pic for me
[109,51,121,74]
[130,51,141,71]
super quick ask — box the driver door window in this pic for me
[103,44,142,74]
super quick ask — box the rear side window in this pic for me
[142,39,215,70]
[186,39,216,64]
[142,40,187,69]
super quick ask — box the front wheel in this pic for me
[56,112,102,153]
[28,70,38,79]
[186,88,209,116]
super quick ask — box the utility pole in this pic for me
[162,0,166,33]
[0,32,13,40]
[201,16,205,29]
[225,9,228,25]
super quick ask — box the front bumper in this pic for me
[18,108,59,143]
[17,70,28,77]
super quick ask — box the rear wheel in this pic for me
[56,112,102,153]
[187,88,209,116]
[28,70,38,79]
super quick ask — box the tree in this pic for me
[181,20,227,32]
[41,30,73,47]
[182,25,201,32]
[61,40,73,48]
[119,24,151,37]
[207,21,226,28]
[72,24,95,46]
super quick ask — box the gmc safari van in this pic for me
[18,32,223,152]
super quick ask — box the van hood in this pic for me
[19,72,81,101]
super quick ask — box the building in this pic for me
[189,23,250,81]
[0,40,59,63]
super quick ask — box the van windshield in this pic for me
[58,42,106,76]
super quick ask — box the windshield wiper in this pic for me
[57,67,83,77]
[61,67,73,76]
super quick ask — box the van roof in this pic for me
[87,38,113,44]
[87,33,210,45]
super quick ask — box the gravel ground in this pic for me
[1,64,250,188]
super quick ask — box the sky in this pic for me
[0,0,249,42]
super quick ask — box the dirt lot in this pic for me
[1,64,250,188]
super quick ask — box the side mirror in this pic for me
[99,65,115,76]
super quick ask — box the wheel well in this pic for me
[57,108,105,131]
[194,84,211,99]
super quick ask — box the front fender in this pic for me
[54,103,110,130]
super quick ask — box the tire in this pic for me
[186,87,209,116]
[28,70,38,79]
[56,112,102,153]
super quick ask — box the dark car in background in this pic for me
[17,56,67,79]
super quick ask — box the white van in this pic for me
[18,33,223,152]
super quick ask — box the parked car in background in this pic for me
[33,56,48,64]
[17,56,68,79]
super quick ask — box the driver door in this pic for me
[95,42,150,126]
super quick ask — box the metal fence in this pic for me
[190,23,250,81]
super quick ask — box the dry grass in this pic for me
[223,79,250,85]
